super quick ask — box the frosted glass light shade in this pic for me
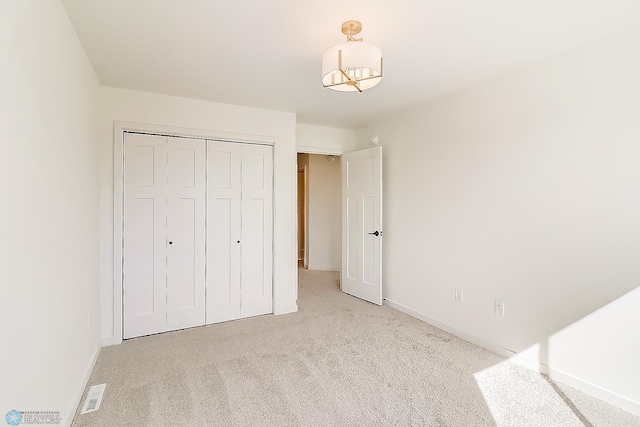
[322,41,383,92]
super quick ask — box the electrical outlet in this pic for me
[454,289,464,303]
[495,300,505,316]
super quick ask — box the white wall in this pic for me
[356,28,640,412]
[0,1,101,425]
[307,155,342,271]
[99,87,298,343]
[297,123,356,154]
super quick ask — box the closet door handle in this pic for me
[168,241,173,245]
[368,231,380,236]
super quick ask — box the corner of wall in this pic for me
[274,304,298,316]
[64,338,102,427]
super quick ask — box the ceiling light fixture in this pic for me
[322,20,383,93]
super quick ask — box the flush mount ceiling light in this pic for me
[322,20,383,93]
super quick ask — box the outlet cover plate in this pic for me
[495,300,505,316]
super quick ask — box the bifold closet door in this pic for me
[206,142,273,323]
[123,133,168,339]
[123,133,205,339]
[206,141,242,324]
[166,137,206,332]
[241,143,273,318]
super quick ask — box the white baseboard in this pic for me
[383,298,640,418]
[383,299,515,359]
[547,367,640,417]
[273,304,298,315]
[101,336,114,347]
[64,338,102,427]
[307,265,340,272]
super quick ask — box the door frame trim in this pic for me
[113,121,275,345]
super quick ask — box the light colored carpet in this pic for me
[72,269,640,426]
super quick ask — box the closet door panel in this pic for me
[241,144,273,318]
[123,133,167,339]
[166,137,206,331]
[206,141,242,324]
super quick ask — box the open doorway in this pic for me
[297,153,341,275]
[297,163,307,268]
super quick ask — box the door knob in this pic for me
[169,241,173,244]
[368,231,380,236]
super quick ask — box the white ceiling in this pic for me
[61,0,639,129]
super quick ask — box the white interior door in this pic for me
[166,137,206,331]
[341,146,383,305]
[241,143,274,318]
[206,140,242,324]
[123,133,168,338]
